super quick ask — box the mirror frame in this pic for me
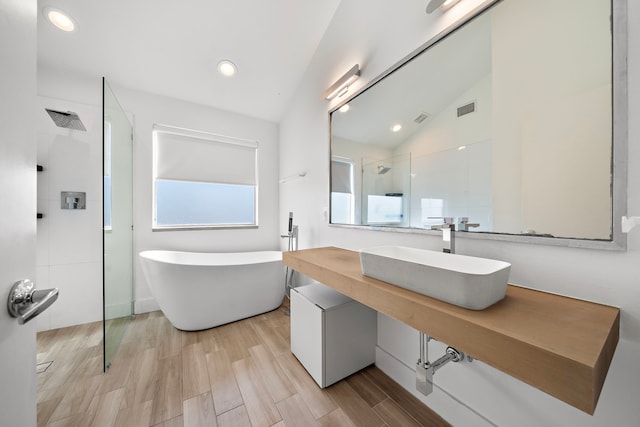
[328,0,628,251]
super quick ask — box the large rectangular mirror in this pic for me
[330,0,627,249]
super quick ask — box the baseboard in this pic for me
[134,297,160,314]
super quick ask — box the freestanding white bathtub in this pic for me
[139,250,285,331]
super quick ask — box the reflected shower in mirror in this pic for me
[330,0,618,243]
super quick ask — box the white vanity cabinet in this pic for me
[290,282,377,388]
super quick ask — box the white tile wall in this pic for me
[36,96,103,332]
[48,262,102,330]
[47,200,101,265]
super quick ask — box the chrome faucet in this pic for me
[457,217,480,232]
[430,217,455,254]
[280,212,299,251]
[280,225,299,251]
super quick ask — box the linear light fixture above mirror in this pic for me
[426,0,462,14]
[322,64,361,100]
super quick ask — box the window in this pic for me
[152,124,258,229]
[330,158,354,223]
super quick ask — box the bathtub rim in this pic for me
[139,249,283,267]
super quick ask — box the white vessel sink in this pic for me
[359,246,511,310]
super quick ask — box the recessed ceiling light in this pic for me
[43,7,77,32]
[339,104,350,113]
[217,60,237,77]
[391,124,402,132]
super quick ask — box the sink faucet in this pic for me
[457,217,480,232]
[429,217,455,254]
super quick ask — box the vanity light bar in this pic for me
[322,64,361,101]
[426,0,462,14]
[440,0,462,12]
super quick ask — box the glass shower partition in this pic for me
[102,78,134,371]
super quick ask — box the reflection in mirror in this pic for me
[330,0,615,243]
[362,153,411,226]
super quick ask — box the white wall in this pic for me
[279,0,640,426]
[35,96,103,331]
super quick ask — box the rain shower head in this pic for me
[377,165,391,175]
[45,108,86,131]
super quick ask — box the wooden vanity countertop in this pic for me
[283,246,620,415]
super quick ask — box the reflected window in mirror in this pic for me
[331,157,355,224]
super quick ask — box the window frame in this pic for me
[151,124,259,231]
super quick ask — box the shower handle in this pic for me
[7,279,59,325]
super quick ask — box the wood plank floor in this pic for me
[36,304,450,427]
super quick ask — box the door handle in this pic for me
[7,279,59,325]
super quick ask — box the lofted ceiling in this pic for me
[37,0,342,122]
[331,11,491,148]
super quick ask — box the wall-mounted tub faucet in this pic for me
[430,217,455,254]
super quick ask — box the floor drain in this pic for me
[36,361,53,373]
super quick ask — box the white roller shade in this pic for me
[331,159,353,194]
[154,125,257,185]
